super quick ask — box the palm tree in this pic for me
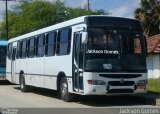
[134,0,160,37]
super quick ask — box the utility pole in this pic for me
[5,0,8,40]
[4,0,15,40]
[87,0,90,11]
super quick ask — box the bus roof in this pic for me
[0,40,8,46]
[8,15,140,43]
[9,16,87,43]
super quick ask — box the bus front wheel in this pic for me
[60,77,74,102]
[20,74,29,92]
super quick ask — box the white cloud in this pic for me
[110,0,140,18]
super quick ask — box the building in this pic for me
[147,34,160,78]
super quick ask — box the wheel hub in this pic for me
[61,83,67,97]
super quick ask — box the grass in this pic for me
[147,79,160,93]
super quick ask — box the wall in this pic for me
[147,54,160,78]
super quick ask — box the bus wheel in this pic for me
[20,74,28,92]
[60,77,74,102]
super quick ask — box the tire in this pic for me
[20,74,29,92]
[60,77,74,102]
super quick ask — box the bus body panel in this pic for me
[15,58,20,84]
[44,55,72,89]
[6,59,11,81]
[26,57,45,87]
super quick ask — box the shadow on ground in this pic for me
[13,85,159,107]
[0,80,14,85]
[13,86,60,100]
[73,94,158,107]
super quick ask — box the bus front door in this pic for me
[73,32,84,93]
[11,47,16,82]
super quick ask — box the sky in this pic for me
[0,0,141,21]
[65,0,141,18]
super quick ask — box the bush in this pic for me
[148,79,160,93]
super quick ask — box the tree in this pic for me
[0,0,98,39]
[95,9,111,15]
[134,0,160,37]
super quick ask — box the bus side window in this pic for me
[22,39,27,58]
[16,41,19,59]
[57,28,71,55]
[28,38,35,58]
[27,39,30,57]
[36,34,45,57]
[19,41,23,58]
[7,43,12,60]
[45,32,56,56]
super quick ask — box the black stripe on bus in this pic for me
[14,72,72,78]
[6,72,11,74]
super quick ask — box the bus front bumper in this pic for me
[83,84,147,95]
[82,72,147,95]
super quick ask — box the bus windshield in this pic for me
[85,27,146,72]
[0,46,7,67]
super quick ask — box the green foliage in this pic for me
[0,32,7,40]
[95,9,111,15]
[148,79,160,93]
[0,24,6,39]
[134,0,160,37]
[0,0,98,39]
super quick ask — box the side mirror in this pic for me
[81,32,88,43]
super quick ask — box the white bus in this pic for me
[6,16,147,101]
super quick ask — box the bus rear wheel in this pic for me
[20,74,29,92]
[60,77,74,102]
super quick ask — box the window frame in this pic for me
[7,43,12,60]
[56,28,71,56]
[36,34,45,57]
[19,40,23,59]
[21,39,27,59]
[28,37,36,58]
[45,31,57,57]
[16,41,20,59]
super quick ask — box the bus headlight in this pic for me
[137,80,146,85]
[87,80,106,85]
[136,80,146,89]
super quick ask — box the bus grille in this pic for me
[108,89,134,93]
[99,74,142,78]
[108,81,135,86]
